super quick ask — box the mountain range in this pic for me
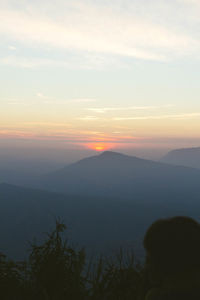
[0,182,199,260]
[1,150,200,259]
[161,147,200,169]
[34,151,200,201]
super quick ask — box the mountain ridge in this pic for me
[1,182,200,260]
[161,147,200,169]
[32,150,200,199]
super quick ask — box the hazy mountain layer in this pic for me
[35,151,200,200]
[1,182,200,260]
[161,147,200,169]
[2,151,200,259]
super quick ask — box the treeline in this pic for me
[0,221,143,300]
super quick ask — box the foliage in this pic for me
[0,253,29,299]
[0,221,143,300]
[29,221,87,300]
[88,249,141,300]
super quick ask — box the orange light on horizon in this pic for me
[86,143,113,152]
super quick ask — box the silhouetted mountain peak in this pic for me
[98,151,126,158]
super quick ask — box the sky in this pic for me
[0,0,200,155]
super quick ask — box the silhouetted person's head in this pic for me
[144,216,200,282]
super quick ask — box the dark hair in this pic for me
[144,216,200,277]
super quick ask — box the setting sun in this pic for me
[95,146,105,151]
[86,143,113,152]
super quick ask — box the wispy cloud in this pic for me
[0,54,124,70]
[8,45,16,51]
[0,127,139,144]
[87,105,174,114]
[72,98,97,103]
[114,113,200,121]
[36,93,49,100]
[0,56,67,69]
[0,0,199,65]
[23,122,73,128]
[79,116,99,121]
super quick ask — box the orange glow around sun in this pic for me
[95,145,105,151]
[86,143,112,152]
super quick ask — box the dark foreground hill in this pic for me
[35,151,200,200]
[1,182,200,260]
[161,147,200,169]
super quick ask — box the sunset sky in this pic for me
[1,0,200,153]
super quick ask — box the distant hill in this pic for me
[1,182,200,260]
[35,151,200,200]
[0,169,37,186]
[161,147,200,169]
